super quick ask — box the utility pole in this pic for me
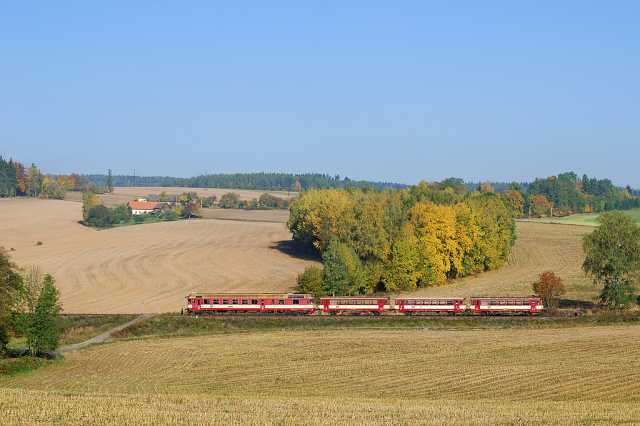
[133,169,136,187]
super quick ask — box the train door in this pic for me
[529,299,538,313]
[377,299,386,313]
[474,299,481,314]
[454,300,461,313]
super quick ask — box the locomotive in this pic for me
[185,293,543,315]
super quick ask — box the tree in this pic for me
[26,274,62,355]
[82,191,101,220]
[0,248,23,354]
[23,266,44,315]
[86,205,114,228]
[218,192,241,209]
[583,212,640,308]
[529,194,552,217]
[532,271,565,312]
[383,225,420,291]
[106,169,113,193]
[295,266,324,299]
[321,238,365,295]
[501,189,525,217]
[25,164,41,197]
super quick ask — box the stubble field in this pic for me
[2,324,640,425]
[0,198,315,314]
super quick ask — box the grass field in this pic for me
[0,198,317,314]
[521,208,640,227]
[2,323,640,425]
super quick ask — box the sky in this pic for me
[1,1,639,186]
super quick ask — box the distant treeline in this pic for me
[81,173,407,192]
[0,157,85,199]
[473,172,640,216]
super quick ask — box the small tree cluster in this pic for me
[532,271,565,312]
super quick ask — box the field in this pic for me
[521,208,640,227]
[0,198,316,314]
[413,221,596,302]
[2,323,640,424]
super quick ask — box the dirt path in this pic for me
[58,314,153,354]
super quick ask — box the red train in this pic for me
[185,293,543,315]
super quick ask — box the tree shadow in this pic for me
[270,240,321,261]
[559,298,598,309]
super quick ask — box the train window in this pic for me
[232,299,238,304]
[279,299,285,305]
[213,299,219,304]
[223,299,230,304]
[293,300,299,305]
[203,299,209,304]
[252,299,258,305]
[242,299,248,304]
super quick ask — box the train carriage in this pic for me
[394,297,465,314]
[185,293,315,314]
[319,296,390,314]
[470,296,543,314]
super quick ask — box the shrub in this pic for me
[86,205,113,228]
[296,266,324,299]
[532,271,565,312]
[133,215,145,224]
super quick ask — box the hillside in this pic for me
[0,198,317,313]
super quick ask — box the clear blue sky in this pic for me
[1,2,638,186]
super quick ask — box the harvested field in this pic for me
[413,221,596,302]
[198,208,289,223]
[2,325,640,424]
[0,198,316,314]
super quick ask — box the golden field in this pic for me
[414,221,595,302]
[2,325,640,425]
[0,198,316,313]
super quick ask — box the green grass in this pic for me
[0,357,52,377]
[522,208,640,226]
[112,311,640,340]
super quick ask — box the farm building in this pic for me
[128,200,171,215]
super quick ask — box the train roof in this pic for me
[186,292,311,297]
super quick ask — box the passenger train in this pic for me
[185,293,543,315]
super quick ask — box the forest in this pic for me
[289,182,516,296]
[81,172,407,191]
[0,157,83,199]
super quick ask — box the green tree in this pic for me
[106,169,113,193]
[27,274,62,355]
[86,205,114,228]
[295,266,324,299]
[0,248,23,354]
[583,212,640,308]
[383,225,420,291]
[218,192,241,209]
[321,238,365,295]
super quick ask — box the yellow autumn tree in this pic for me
[408,202,463,285]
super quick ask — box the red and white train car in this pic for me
[185,293,315,314]
[470,297,543,314]
[394,297,465,314]
[320,296,390,314]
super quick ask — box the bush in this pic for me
[218,193,241,209]
[532,271,565,312]
[133,215,145,224]
[296,266,324,299]
[161,210,178,221]
[86,205,113,228]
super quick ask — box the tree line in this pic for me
[81,172,407,192]
[472,172,639,217]
[0,157,92,199]
[290,182,516,296]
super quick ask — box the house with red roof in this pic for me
[128,200,162,215]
